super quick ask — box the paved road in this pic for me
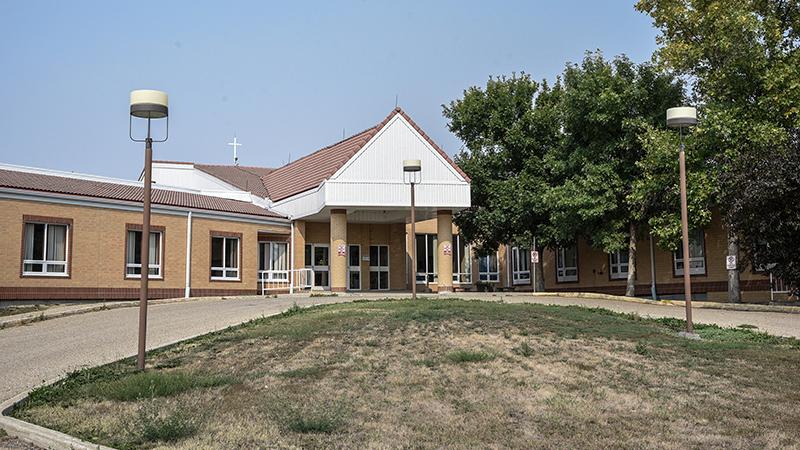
[2,293,799,404]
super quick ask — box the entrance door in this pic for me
[347,244,361,290]
[369,245,389,290]
[305,244,330,288]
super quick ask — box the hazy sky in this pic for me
[0,1,659,179]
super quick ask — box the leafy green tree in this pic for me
[637,0,800,293]
[443,74,561,291]
[543,52,684,296]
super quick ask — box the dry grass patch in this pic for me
[12,298,800,449]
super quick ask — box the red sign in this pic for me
[337,244,347,256]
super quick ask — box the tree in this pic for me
[443,74,561,291]
[543,52,684,296]
[637,0,800,293]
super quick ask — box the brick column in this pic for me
[330,209,347,292]
[437,210,453,292]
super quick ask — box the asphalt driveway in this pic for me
[2,293,799,405]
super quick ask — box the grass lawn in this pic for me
[12,298,800,449]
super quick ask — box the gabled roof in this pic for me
[0,168,285,219]
[194,164,274,199]
[264,108,469,201]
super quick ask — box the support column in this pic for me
[330,209,347,292]
[437,210,454,293]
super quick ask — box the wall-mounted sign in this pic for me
[443,243,452,256]
[531,250,539,264]
[726,255,737,270]
[337,243,347,256]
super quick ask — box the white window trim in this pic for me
[673,230,707,276]
[511,246,531,285]
[259,241,289,282]
[22,222,70,277]
[305,243,330,288]
[211,236,241,281]
[609,250,629,280]
[347,244,361,291]
[478,253,500,283]
[415,234,438,284]
[126,230,163,280]
[369,244,390,291]
[556,246,578,283]
[452,235,472,285]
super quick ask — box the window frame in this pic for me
[124,224,165,280]
[259,240,289,282]
[673,229,707,276]
[347,244,361,291]
[20,215,72,278]
[556,245,578,283]
[511,246,531,285]
[608,250,629,280]
[369,244,390,291]
[478,252,500,283]
[305,243,330,288]
[452,235,472,284]
[415,233,438,284]
[210,231,242,282]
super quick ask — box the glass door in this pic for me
[347,244,361,290]
[369,245,389,290]
[305,244,330,288]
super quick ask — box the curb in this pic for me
[514,292,800,314]
[0,297,349,450]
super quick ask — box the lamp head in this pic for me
[130,90,169,119]
[666,107,697,128]
[403,159,421,172]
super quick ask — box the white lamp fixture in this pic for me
[666,107,697,128]
[130,89,169,119]
[403,159,422,172]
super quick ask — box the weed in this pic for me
[513,342,534,357]
[87,371,237,402]
[276,366,329,379]
[634,342,651,357]
[737,324,758,329]
[446,349,495,363]
[135,399,199,442]
[265,396,349,434]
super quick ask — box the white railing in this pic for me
[259,268,314,295]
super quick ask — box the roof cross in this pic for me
[228,136,242,166]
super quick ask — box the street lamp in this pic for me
[667,106,697,334]
[404,159,421,300]
[130,89,169,370]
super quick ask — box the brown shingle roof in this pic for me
[0,168,285,219]
[263,108,469,201]
[194,164,274,199]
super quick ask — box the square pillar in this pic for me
[330,209,348,292]
[437,210,454,292]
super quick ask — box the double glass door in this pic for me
[305,244,330,288]
[369,245,389,290]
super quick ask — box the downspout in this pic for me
[184,211,193,298]
[290,219,295,295]
[649,232,657,300]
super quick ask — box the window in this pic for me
[305,244,329,288]
[126,229,162,278]
[478,252,500,282]
[556,245,578,282]
[452,235,472,284]
[674,229,706,276]
[609,250,629,280]
[22,220,69,276]
[511,246,530,285]
[348,245,361,290]
[211,235,240,280]
[415,234,438,283]
[259,241,288,282]
[369,245,389,290]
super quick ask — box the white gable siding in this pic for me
[332,115,466,184]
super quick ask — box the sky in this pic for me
[0,1,660,180]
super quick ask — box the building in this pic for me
[0,108,779,303]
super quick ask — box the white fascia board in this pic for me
[324,180,470,209]
[268,183,327,220]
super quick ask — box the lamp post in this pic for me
[667,106,697,334]
[404,159,421,300]
[130,89,169,370]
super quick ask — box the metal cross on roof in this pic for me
[228,136,242,166]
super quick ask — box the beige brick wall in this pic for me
[0,198,290,299]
